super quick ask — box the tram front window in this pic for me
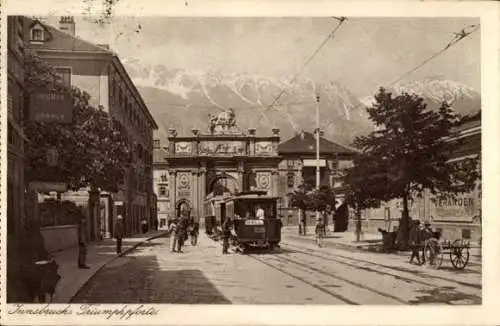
[234,200,275,219]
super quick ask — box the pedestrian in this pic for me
[256,205,265,220]
[78,218,90,269]
[299,214,306,235]
[314,216,325,248]
[169,219,178,252]
[115,215,124,254]
[408,220,422,264]
[176,218,188,252]
[221,219,232,254]
[141,218,148,234]
[422,221,434,241]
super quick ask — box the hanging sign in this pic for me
[29,88,73,123]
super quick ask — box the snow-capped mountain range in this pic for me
[122,58,481,145]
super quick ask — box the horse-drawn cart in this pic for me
[421,235,471,270]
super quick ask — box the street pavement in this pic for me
[51,230,169,303]
[72,232,481,305]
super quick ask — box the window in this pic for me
[31,27,44,42]
[287,172,295,188]
[160,173,168,182]
[54,67,71,87]
[159,186,167,197]
[287,160,294,168]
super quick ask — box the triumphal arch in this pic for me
[166,109,281,220]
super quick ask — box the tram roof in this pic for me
[225,191,280,201]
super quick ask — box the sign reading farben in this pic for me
[29,89,73,123]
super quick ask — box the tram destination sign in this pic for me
[29,88,73,123]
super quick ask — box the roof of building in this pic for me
[26,18,111,54]
[278,131,356,156]
[153,146,169,164]
[25,17,158,129]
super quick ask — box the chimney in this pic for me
[59,16,75,36]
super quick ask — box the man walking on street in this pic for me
[115,215,124,254]
[409,220,422,264]
[78,218,90,269]
[169,219,178,252]
[221,218,232,254]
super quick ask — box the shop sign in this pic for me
[29,182,67,192]
[29,88,73,123]
[432,193,480,222]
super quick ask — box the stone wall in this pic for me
[40,225,78,253]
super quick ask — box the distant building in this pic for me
[277,130,357,226]
[153,138,170,228]
[25,17,158,239]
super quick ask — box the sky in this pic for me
[42,16,480,97]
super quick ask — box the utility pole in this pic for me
[315,95,320,223]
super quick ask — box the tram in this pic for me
[204,191,282,253]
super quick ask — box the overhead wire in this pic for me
[253,16,348,128]
[164,100,316,110]
[320,23,480,132]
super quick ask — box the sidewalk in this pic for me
[282,226,382,251]
[281,226,481,261]
[51,230,169,303]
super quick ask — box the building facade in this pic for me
[153,109,281,223]
[6,15,28,302]
[25,17,158,239]
[7,16,27,238]
[277,131,357,226]
[153,138,170,228]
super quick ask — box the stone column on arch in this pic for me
[199,165,207,222]
[169,170,177,218]
[271,170,279,197]
[192,169,199,219]
[237,161,245,193]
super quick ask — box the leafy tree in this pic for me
[308,185,337,222]
[352,87,479,247]
[24,52,132,193]
[343,154,382,242]
[287,184,312,233]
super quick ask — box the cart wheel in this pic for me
[424,239,443,269]
[450,239,470,270]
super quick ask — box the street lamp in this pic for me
[315,95,320,223]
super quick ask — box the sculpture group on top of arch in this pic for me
[208,108,241,135]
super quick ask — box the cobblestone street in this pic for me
[72,233,481,305]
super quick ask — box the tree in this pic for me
[308,185,337,222]
[24,52,132,193]
[352,87,479,247]
[287,184,312,234]
[343,154,382,242]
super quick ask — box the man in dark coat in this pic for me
[409,220,422,264]
[115,215,125,254]
[221,219,232,254]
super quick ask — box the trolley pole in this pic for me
[315,95,320,223]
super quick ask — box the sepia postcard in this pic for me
[1,0,499,325]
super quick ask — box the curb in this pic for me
[284,233,482,260]
[69,231,169,303]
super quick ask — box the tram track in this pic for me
[247,254,359,304]
[282,242,482,291]
[245,241,480,305]
[261,253,412,304]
